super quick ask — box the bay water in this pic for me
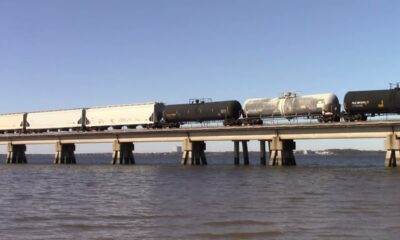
[0,154,399,239]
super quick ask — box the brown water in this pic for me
[0,155,399,239]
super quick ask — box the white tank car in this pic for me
[85,102,164,129]
[0,113,25,132]
[244,92,341,122]
[26,109,84,131]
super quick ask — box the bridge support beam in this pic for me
[269,137,296,166]
[384,135,400,167]
[6,143,27,164]
[181,139,207,165]
[112,141,135,165]
[54,142,76,164]
[233,140,250,165]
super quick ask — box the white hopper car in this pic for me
[26,109,83,132]
[243,92,341,123]
[0,102,164,133]
[85,103,165,130]
[0,113,26,133]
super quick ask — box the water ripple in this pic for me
[203,220,274,227]
[189,230,283,239]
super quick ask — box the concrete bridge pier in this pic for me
[6,143,27,164]
[181,139,207,165]
[112,141,135,165]
[269,137,296,166]
[233,140,250,165]
[384,135,399,167]
[54,142,76,164]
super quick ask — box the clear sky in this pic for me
[1,0,400,153]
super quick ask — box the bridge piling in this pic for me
[181,139,207,165]
[6,143,27,164]
[54,142,76,164]
[233,140,250,165]
[242,141,250,165]
[384,135,399,167]
[234,141,240,165]
[269,137,296,166]
[260,140,267,165]
[112,141,135,165]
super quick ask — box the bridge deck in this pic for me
[1,121,400,145]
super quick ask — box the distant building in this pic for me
[174,146,182,153]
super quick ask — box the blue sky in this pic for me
[1,0,400,153]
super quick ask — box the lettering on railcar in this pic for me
[351,101,369,107]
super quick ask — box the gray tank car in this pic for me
[243,92,341,123]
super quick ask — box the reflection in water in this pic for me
[0,155,399,239]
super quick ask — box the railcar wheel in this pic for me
[166,123,180,128]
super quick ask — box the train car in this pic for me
[0,113,26,133]
[243,92,341,123]
[85,102,165,130]
[343,87,400,121]
[163,100,242,127]
[25,109,84,132]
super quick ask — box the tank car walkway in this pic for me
[1,121,400,167]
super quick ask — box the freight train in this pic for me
[0,87,398,134]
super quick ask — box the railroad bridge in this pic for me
[1,121,400,167]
